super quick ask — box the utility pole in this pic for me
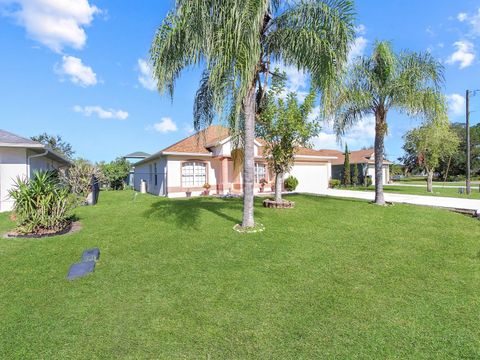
[466,89,471,195]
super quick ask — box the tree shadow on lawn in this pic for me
[143,197,251,229]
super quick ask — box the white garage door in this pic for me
[289,163,328,194]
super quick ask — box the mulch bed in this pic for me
[3,221,82,239]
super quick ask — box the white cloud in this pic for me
[0,0,100,52]
[56,55,97,86]
[348,36,367,62]
[348,24,368,62]
[313,116,375,150]
[446,40,475,69]
[457,12,468,22]
[456,9,480,37]
[74,105,128,120]
[137,58,156,91]
[355,24,366,35]
[150,117,178,133]
[447,93,465,116]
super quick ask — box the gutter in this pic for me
[27,149,49,177]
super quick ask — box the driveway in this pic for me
[320,189,480,214]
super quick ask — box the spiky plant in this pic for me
[333,41,446,204]
[9,171,75,234]
[150,0,355,227]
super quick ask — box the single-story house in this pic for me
[133,125,338,198]
[122,151,150,186]
[0,129,72,212]
[324,148,391,185]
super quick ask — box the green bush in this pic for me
[9,171,75,234]
[365,176,373,187]
[329,179,341,188]
[284,176,299,191]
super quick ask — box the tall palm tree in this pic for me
[334,41,446,205]
[150,0,355,227]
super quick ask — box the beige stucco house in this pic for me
[133,125,338,198]
[0,129,71,212]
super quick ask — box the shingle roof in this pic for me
[0,129,42,146]
[137,125,341,165]
[162,125,230,154]
[124,151,150,158]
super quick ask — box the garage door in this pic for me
[289,163,328,194]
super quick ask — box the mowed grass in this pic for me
[348,184,480,199]
[1,191,480,359]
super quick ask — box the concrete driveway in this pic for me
[320,189,480,215]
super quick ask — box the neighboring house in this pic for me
[325,148,391,185]
[133,125,338,198]
[0,129,72,212]
[122,151,150,186]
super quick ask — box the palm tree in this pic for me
[150,0,355,227]
[333,41,446,205]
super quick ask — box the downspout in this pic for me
[27,149,49,178]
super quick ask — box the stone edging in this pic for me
[263,199,295,208]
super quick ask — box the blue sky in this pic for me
[0,0,479,162]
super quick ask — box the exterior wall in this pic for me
[366,164,389,185]
[27,150,66,176]
[0,147,27,212]
[133,157,167,196]
[166,156,219,198]
[332,163,389,185]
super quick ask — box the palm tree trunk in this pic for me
[275,172,283,203]
[242,84,256,227]
[427,169,434,192]
[374,112,386,205]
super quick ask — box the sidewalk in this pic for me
[320,189,480,215]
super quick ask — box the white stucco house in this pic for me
[0,129,72,212]
[133,125,338,198]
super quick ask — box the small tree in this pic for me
[257,72,321,203]
[343,143,351,186]
[403,121,459,192]
[31,133,75,159]
[100,158,131,190]
[60,159,104,197]
[352,162,359,186]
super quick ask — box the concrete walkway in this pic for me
[320,189,480,214]
[389,183,475,189]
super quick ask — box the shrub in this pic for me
[329,179,341,188]
[61,158,104,197]
[284,176,299,191]
[365,176,373,187]
[99,158,131,190]
[9,171,75,234]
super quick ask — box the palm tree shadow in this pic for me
[142,197,246,229]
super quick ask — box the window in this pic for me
[149,164,153,183]
[154,163,158,186]
[182,162,206,187]
[255,163,266,183]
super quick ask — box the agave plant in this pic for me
[8,171,75,234]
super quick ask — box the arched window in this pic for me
[182,162,206,187]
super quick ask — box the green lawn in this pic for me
[348,185,480,199]
[1,191,480,359]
